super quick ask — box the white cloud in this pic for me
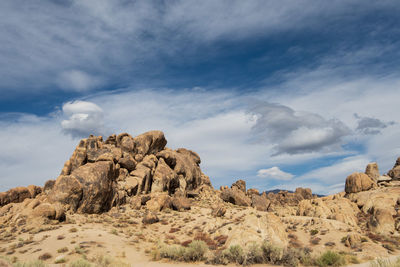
[61,100,105,138]
[57,70,102,92]
[257,167,294,180]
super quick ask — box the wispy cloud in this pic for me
[257,167,294,180]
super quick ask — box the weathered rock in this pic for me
[0,186,40,206]
[345,172,376,193]
[295,188,312,199]
[133,130,167,156]
[142,212,159,224]
[151,158,178,194]
[369,208,395,235]
[251,194,271,211]
[211,204,226,217]
[130,155,157,195]
[298,195,360,226]
[117,133,135,152]
[48,161,118,213]
[123,176,139,196]
[365,162,380,182]
[118,154,137,171]
[171,196,191,211]
[231,180,246,193]
[246,188,260,196]
[43,180,56,194]
[377,175,392,182]
[32,203,56,219]
[343,233,362,248]
[146,194,172,211]
[220,188,251,206]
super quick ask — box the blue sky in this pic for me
[0,0,400,194]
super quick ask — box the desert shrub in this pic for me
[310,229,319,236]
[38,253,52,261]
[261,241,283,264]
[182,240,208,261]
[281,248,302,267]
[69,258,92,267]
[159,245,185,261]
[13,260,47,267]
[225,245,245,264]
[54,257,66,264]
[93,254,130,267]
[315,251,345,267]
[157,240,208,262]
[207,250,230,265]
[370,257,400,267]
[57,247,68,253]
[245,243,264,264]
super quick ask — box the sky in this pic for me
[0,0,400,195]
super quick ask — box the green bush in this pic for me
[310,229,319,236]
[261,241,283,264]
[13,261,47,267]
[159,245,185,261]
[182,240,208,262]
[315,251,345,267]
[69,258,92,267]
[225,245,245,264]
[246,243,264,264]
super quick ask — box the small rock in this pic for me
[142,212,159,224]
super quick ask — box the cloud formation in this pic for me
[250,102,351,155]
[57,70,102,92]
[257,167,294,180]
[61,100,105,138]
[354,113,395,135]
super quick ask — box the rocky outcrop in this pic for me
[250,194,271,211]
[369,208,395,235]
[263,187,314,209]
[388,157,400,180]
[0,185,41,206]
[44,131,212,214]
[231,180,246,193]
[345,172,376,193]
[298,194,360,227]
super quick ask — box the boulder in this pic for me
[157,148,206,192]
[211,204,226,217]
[142,212,159,224]
[130,155,157,194]
[48,161,118,213]
[295,188,312,199]
[345,172,376,193]
[43,180,56,194]
[365,162,380,182]
[0,186,39,206]
[171,196,191,211]
[117,133,135,152]
[146,194,172,212]
[388,157,400,180]
[220,188,251,207]
[369,208,395,235]
[246,188,259,196]
[132,130,167,156]
[231,180,246,193]
[118,153,137,171]
[251,194,271,211]
[151,158,178,194]
[32,203,56,219]
[343,233,362,248]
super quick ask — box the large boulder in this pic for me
[130,155,158,195]
[345,172,376,193]
[220,187,251,207]
[132,130,167,156]
[151,158,178,194]
[369,208,395,235]
[365,162,380,182]
[251,194,271,211]
[48,161,118,213]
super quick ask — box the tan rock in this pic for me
[130,155,157,195]
[231,180,246,193]
[151,158,178,193]
[171,196,191,211]
[132,130,167,156]
[387,157,400,180]
[365,162,380,182]
[247,188,260,196]
[146,194,171,212]
[142,212,159,224]
[251,194,271,211]
[345,172,376,193]
[369,208,395,235]
[211,204,226,217]
[220,188,251,207]
[32,203,56,219]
